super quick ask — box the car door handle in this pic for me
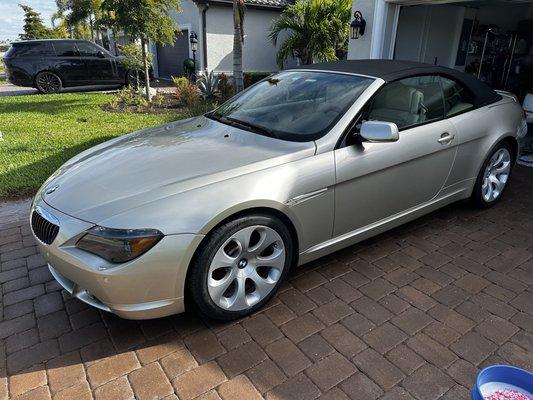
[437,132,455,144]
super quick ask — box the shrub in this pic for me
[183,100,218,119]
[171,76,189,88]
[175,83,200,107]
[109,86,148,109]
[121,44,151,88]
[218,73,234,100]
[197,70,220,100]
[244,72,272,88]
[151,93,166,108]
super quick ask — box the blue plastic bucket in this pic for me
[471,365,533,400]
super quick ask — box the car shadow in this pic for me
[0,96,109,116]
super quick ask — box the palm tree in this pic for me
[269,0,351,68]
[233,0,245,92]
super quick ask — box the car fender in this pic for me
[97,151,336,255]
[446,98,522,188]
[196,198,304,244]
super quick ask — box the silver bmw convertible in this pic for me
[31,60,528,320]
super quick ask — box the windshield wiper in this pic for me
[206,113,277,139]
[224,117,277,139]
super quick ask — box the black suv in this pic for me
[3,39,139,93]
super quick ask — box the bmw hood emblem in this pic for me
[45,185,59,195]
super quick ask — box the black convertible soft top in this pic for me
[292,60,501,107]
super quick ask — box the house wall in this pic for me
[151,0,202,77]
[347,0,378,60]
[205,5,290,73]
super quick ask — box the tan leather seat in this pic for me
[369,83,425,127]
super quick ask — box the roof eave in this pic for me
[192,0,287,10]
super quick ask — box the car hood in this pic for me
[41,116,315,222]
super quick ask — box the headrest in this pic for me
[374,84,424,114]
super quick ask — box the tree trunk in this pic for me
[141,38,152,102]
[89,15,94,41]
[232,0,244,93]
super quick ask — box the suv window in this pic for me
[366,75,444,130]
[76,42,100,57]
[52,42,79,57]
[440,77,474,117]
[8,42,52,57]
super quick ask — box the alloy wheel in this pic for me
[207,225,285,311]
[482,148,511,202]
[36,72,61,93]
[127,70,145,87]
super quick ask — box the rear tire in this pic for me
[471,141,513,208]
[188,214,293,320]
[35,71,62,94]
[125,70,146,88]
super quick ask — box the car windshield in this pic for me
[209,71,373,142]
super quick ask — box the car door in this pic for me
[75,42,118,83]
[333,75,458,237]
[51,41,86,84]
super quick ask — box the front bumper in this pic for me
[31,199,203,319]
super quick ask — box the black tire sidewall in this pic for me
[126,70,145,87]
[471,141,512,208]
[188,214,293,320]
[35,72,62,94]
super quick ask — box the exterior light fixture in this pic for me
[350,11,366,39]
[188,31,198,81]
[189,31,198,53]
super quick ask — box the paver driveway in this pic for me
[1,167,532,400]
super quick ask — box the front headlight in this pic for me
[76,226,164,263]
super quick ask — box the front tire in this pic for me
[35,71,62,94]
[188,214,293,320]
[471,142,513,208]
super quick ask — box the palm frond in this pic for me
[270,0,351,65]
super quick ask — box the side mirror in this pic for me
[96,51,106,58]
[360,120,399,142]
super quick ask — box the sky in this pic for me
[0,0,57,41]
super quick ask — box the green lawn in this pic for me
[0,92,182,199]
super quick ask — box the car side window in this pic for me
[12,42,52,57]
[365,75,444,130]
[440,77,474,117]
[76,42,100,57]
[53,42,79,57]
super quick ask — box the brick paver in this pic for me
[0,165,532,399]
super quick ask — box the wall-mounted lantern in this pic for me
[350,11,366,39]
[189,31,198,55]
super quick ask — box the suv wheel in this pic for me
[35,72,62,94]
[126,70,146,88]
[188,214,293,320]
